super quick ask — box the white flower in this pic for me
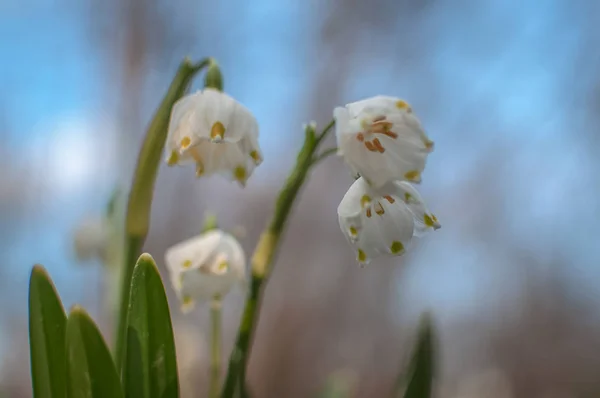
[165,230,246,312]
[334,96,434,188]
[165,88,262,186]
[337,178,440,265]
[73,216,110,263]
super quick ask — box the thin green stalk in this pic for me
[114,57,212,373]
[220,121,335,398]
[312,147,338,166]
[210,297,223,398]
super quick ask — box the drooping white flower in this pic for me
[165,230,246,312]
[337,178,440,265]
[73,216,110,263]
[334,96,434,188]
[165,88,262,186]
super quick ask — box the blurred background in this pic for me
[2,0,600,397]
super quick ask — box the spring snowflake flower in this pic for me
[334,96,434,188]
[73,216,110,263]
[337,178,440,265]
[165,230,246,312]
[165,88,262,186]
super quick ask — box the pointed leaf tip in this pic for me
[66,307,124,398]
[124,252,178,398]
[394,313,437,398]
[29,264,67,398]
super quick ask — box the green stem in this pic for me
[220,121,335,398]
[114,57,212,373]
[209,297,222,398]
[312,147,338,165]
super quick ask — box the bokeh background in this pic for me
[2,0,600,397]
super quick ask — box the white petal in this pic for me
[164,89,263,184]
[201,89,252,143]
[165,230,246,308]
[393,181,441,236]
[338,178,415,265]
[164,230,221,274]
[334,95,433,188]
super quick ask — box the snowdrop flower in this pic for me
[165,88,262,186]
[73,216,110,263]
[334,96,434,188]
[337,178,440,265]
[165,230,246,312]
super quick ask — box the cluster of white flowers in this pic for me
[163,88,259,310]
[335,96,440,265]
[160,89,440,310]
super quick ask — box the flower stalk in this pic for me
[220,120,336,397]
[114,57,212,372]
[210,297,223,398]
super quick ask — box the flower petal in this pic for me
[338,177,415,265]
[393,181,441,236]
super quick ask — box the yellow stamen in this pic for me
[384,195,395,204]
[167,150,179,166]
[370,121,393,133]
[357,249,367,263]
[364,141,378,152]
[374,202,385,215]
[181,295,195,312]
[217,261,229,273]
[404,192,412,202]
[366,208,372,218]
[250,150,262,164]
[195,161,205,177]
[210,121,226,140]
[424,214,435,227]
[424,139,434,151]
[360,195,371,208]
[349,226,358,236]
[431,214,439,223]
[373,138,385,153]
[182,260,192,269]
[234,165,247,184]
[404,170,421,182]
[390,241,404,254]
[395,100,412,112]
[180,136,192,149]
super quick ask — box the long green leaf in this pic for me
[395,314,436,398]
[29,265,67,398]
[123,254,178,398]
[66,307,123,398]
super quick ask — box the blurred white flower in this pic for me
[165,88,262,186]
[334,96,433,188]
[165,230,246,313]
[337,178,439,265]
[73,216,110,263]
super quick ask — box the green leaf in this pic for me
[395,314,436,398]
[123,254,178,398]
[28,265,67,398]
[66,307,123,398]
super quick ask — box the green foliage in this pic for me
[28,265,68,398]
[122,254,179,398]
[395,314,436,398]
[66,308,123,398]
